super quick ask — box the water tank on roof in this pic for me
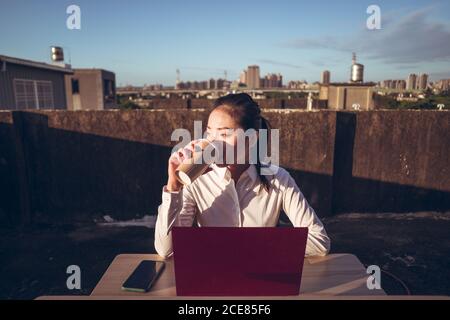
[51,46,64,62]
[350,53,364,83]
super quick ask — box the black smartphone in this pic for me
[121,260,165,293]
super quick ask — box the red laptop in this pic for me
[172,227,308,296]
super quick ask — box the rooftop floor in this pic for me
[1,211,449,299]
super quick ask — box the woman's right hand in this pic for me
[166,140,202,192]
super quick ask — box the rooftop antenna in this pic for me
[64,46,72,65]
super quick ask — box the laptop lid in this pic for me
[172,227,308,296]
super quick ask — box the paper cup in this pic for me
[175,139,217,185]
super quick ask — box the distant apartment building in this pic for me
[435,79,450,91]
[143,84,163,91]
[239,70,247,85]
[321,70,330,84]
[319,83,376,110]
[215,78,225,90]
[396,80,407,90]
[208,78,216,90]
[247,65,260,89]
[176,78,229,90]
[407,74,417,90]
[260,73,283,88]
[0,54,73,110]
[380,79,391,88]
[287,80,308,89]
[417,73,428,90]
[381,79,406,90]
[406,73,428,91]
[65,69,116,110]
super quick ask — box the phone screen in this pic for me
[121,260,165,292]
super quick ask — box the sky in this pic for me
[0,0,449,86]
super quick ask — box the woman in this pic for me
[155,93,330,258]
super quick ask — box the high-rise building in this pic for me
[321,70,330,84]
[247,65,260,89]
[381,79,406,90]
[381,80,392,88]
[436,79,450,91]
[239,70,247,85]
[260,77,266,88]
[392,80,399,89]
[275,73,283,87]
[418,74,428,90]
[397,80,406,90]
[208,78,216,90]
[261,73,283,88]
[215,78,225,89]
[407,74,417,90]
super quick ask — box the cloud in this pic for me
[281,7,450,65]
[395,64,420,70]
[281,37,337,50]
[310,60,326,67]
[428,71,450,80]
[310,56,344,67]
[256,59,302,69]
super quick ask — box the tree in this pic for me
[119,100,140,110]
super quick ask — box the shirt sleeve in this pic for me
[154,185,197,258]
[281,171,331,256]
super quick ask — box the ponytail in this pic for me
[255,116,272,193]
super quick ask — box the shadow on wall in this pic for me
[0,111,449,227]
[331,112,449,214]
[0,112,172,226]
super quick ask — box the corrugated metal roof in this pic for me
[0,54,74,74]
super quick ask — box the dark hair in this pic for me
[212,93,272,192]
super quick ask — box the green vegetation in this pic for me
[118,96,141,110]
[374,91,449,110]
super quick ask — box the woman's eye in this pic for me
[220,129,234,138]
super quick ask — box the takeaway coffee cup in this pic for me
[175,139,218,185]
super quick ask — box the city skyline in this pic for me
[0,0,449,86]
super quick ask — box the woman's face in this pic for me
[207,107,239,144]
[206,107,254,166]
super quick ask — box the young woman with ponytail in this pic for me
[155,93,330,258]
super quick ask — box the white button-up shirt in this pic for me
[154,164,331,258]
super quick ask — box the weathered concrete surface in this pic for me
[0,110,449,226]
[335,111,450,213]
[264,110,336,216]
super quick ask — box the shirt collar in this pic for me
[210,163,228,182]
[211,163,259,185]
